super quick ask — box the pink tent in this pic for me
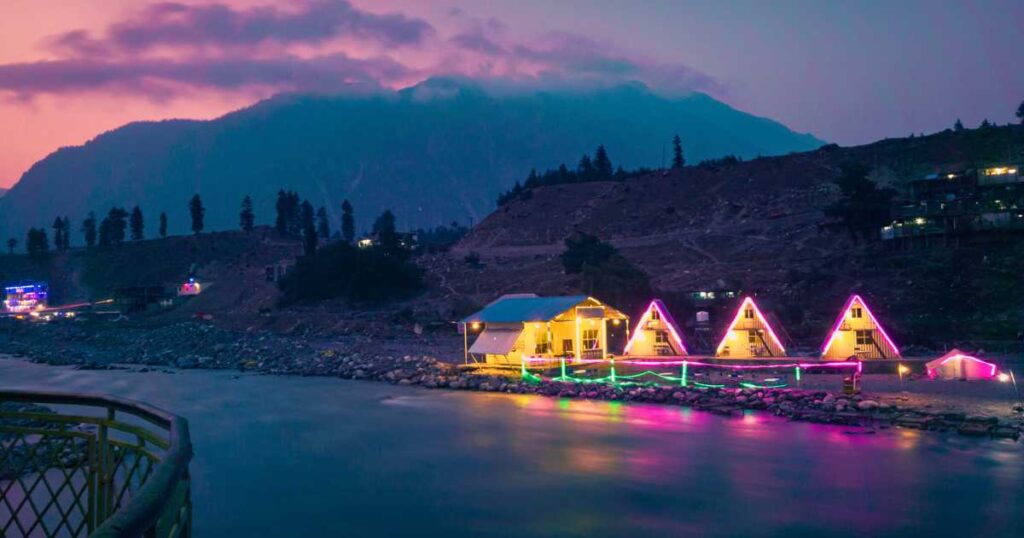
[926,349,998,380]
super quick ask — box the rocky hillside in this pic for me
[0,79,822,240]
[427,125,1024,348]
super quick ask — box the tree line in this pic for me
[496,135,687,206]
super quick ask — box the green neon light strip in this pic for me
[526,366,783,390]
[738,382,788,389]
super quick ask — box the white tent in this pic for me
[926,349,998,380]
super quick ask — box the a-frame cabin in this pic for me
[820,295,900,360]
[715,297,786,358]
[623,299,688,357]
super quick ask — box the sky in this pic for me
[0,0,1022,188]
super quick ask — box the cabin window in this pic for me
[535,342,550,354]
[744,308,754,319]
[651,309,661,320]
[582,329,599,350]
[851,307,863,319]
[856,330,873,346]
[562,339,573,354]
[655,331,669,344]
[747,330,759,344]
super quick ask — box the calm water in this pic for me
[1,358,1021,537]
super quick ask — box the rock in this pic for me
[857,400,880,411]
[822,394,836,405]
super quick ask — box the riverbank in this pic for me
[2,320,1021,441]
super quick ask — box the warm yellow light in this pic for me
[914,217,926,225]
[612,319,621,325]
[998,373,1010,383]
[471,322,481,330]
[898,365,910,375]
[589,319,595,326]
[946,173,956,179]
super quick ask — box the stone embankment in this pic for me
[3,320,1021,441]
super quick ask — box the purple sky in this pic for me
[1,0,1022,187]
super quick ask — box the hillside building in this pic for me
[882,164,1024,243]
[820,295,900,360]
[3,282,48,313]
[623,299,687,357]
[715,297,786,358]
[460,294,629,366]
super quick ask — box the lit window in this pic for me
[744,308,754,319]
[582,329,600,350]
[851,307,863,319]
[747,330,759,344]
[651,308,660,320]
[856,330,873,346]
[562,339,573,353]
[655,331,669,344]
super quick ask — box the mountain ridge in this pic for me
[0,79,824,240]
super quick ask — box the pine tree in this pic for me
[316,206,330,239]
[240,195,255,232]
[373,210,399,255]
[341,200,355,243]
[159,212,167,238]
[593,145,613,180]
[274,190,288,235]
[52,217,64,253]
[130,206,144,240]
[26,228,49,257]
[82,212,97,248]
[287,191,301,237]
[189,194,205,235]
[6,237,16,255]
[104,207,129,244]
[301,200,317,256]
[61,217,70,250]
[577,154,595,182]
[672,134,685,169]
[979,118,992,129]
[954,118,964,131]
[1016,100,1024,124]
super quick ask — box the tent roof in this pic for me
[821,294,900,357]
[461,295,591,323]
[624,299,688,355]
[469,328,524,355]
[926,349,998,379]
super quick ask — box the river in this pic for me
[1,358,1021,537]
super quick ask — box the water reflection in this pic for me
[1,359,1022,538]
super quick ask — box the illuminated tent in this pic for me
[460,294,628,366]
[623,299,687,356]
[715,297,786,358]
[926,350,998,380]
[820,295,900,360]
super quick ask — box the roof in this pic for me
[461,295,590,323]
[468,328,524,355]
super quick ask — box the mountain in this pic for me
[0,187,7,198]
[0,78,823,240]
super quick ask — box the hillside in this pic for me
[0,79,822,240]
[425,125,1024,349]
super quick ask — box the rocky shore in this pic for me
[2,320,1021,442]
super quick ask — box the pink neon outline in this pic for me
[521,356,862,372]
[623,300,688,356]
[715,297,786,356]
[926,353,998,379]
[820,295,900,358]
